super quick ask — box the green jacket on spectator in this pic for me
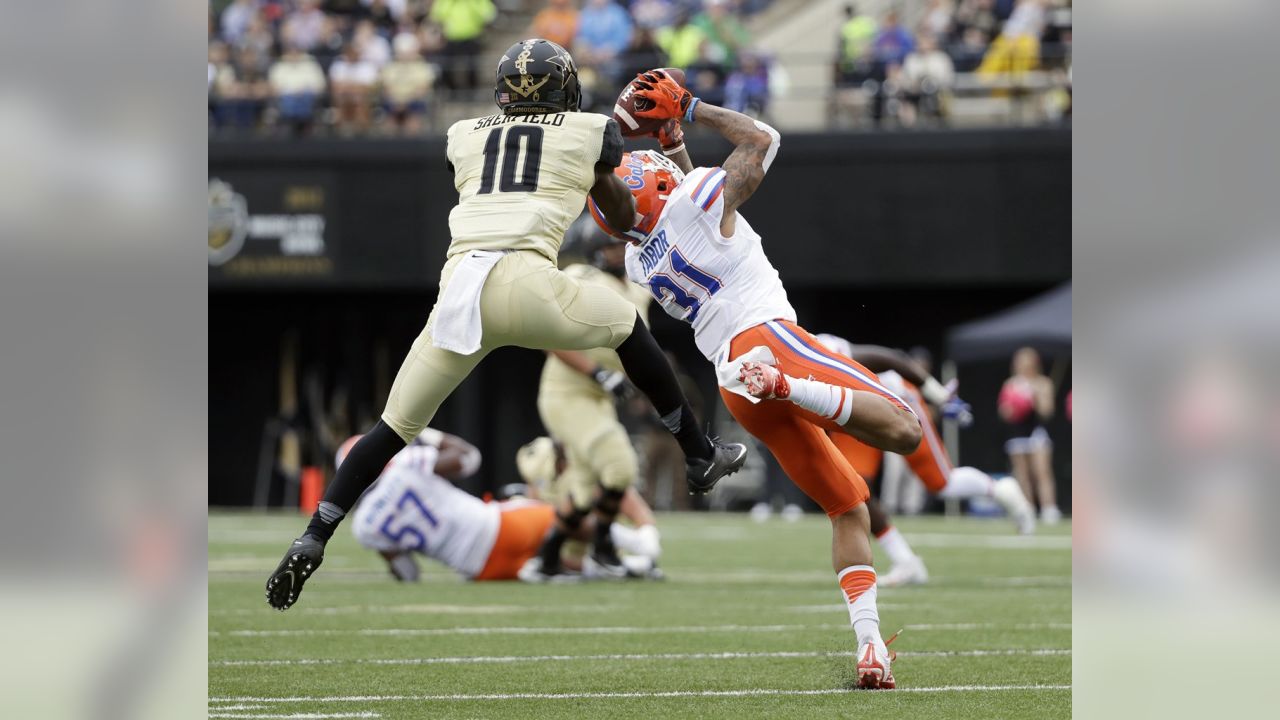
[692,11,750,67]
[839,16,877,71]
[657,23,707,69]
[430,0,497,42]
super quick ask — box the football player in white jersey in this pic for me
[588,70,925,689]
[812,336,1036,587]
[267,41,746,610]
[344,431,662,582]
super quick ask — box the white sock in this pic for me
[938,465,994,499]
[611,523,661,558]
[838,565,886,655]
[787,377,854,425]
[876,526,916,566]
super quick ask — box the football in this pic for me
[613,67,687,138]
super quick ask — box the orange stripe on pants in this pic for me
[473,502,556,581]
[827,382,953,494]
[720,320,873,517]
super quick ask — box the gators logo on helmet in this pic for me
[588,151,686,243]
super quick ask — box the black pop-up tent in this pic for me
[947,283,1072,362]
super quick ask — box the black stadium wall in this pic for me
[209,128,1070,507]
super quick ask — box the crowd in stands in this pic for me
[209,0,776,137]
[834,0,1071,128]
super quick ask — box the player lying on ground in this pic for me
[267,40,747,611]
[526,234,658,579]
[591,70,922,689]
[344,430,661,581]
[514,436,663,580]
[813,335,1036,587]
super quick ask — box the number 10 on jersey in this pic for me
[478,125,543,194]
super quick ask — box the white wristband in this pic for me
[921,377,950,406]
[753,119,780,173]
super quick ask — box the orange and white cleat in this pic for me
[856,640,897,690]
[739,361,790,400]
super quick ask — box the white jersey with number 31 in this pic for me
[624,166,796,362]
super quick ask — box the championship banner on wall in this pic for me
[208,172,337,284]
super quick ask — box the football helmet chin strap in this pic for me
[754,120,781,174]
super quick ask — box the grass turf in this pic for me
[209,510,1071,718]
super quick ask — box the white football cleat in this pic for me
[992,476,1037,535]
[878,556,929,587]
[856,642,896,689]
[1041,505,1063,524]
[750,502,772,523]
[738,361,790,399]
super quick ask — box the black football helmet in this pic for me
[495,38,580,114]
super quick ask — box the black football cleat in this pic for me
[588,542,629,580]
[265,535,325,611]
[685,437,748,495]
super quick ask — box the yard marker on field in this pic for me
[209,685,1072,704]
[209,648,1071,667]
[211,622,1070,638]
[208,713,380,719]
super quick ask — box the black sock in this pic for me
[537,529,569,569]
[539,507,585,569]
[304,421,407,542]
[615,315,712,460]
[592,487,625,554]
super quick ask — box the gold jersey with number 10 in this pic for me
[445,111,623,264]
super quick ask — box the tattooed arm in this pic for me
[688,102,780,236]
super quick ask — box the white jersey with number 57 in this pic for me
[624,166,796,362]
[350,444,499,578]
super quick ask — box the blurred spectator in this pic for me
[619,26,668,82]
[921,0,954,38]
[529,0,579,50]
[685,44,727,107]
[354,19,393,67]
[835,3,877,85]
[381,34,435,134]
[977,0,1044,79]
[692,0,750,68]
[363,0,402,32]
[430,0,496,92]
[362,0,408,20]
[576,0,634,82]
[212,45,272,131]
[656,9,705,70]
[952,0,998,41]
[872,8,914,70]
[220,0,258,45]
[630,0,676,30]
[329,43,379,135]
[269,43,327,135]
[237,11,277,66]
[947,26,989,72]
[896,33,954,126]
[282,0,328,53]
[724,52,769,117]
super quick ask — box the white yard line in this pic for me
[210,684,1072,703]
[211,648,1070,667]
[212,621,1070,638]
[208,713,380,719]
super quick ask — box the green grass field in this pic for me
[209,510,1071,719]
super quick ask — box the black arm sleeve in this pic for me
[599,118,624,168]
